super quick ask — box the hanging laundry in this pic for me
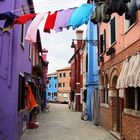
[25,84,38,112]
[91,3,111,24]
[67,4,93,30]
[123,0,131,3]
[106,0,128,16]
[25,13,45,43]
[125,0,137,20]
[136,0,140,10]
[44,11,57,33]
[94,0,106,3]
[0,11,18,32]
[54,8,76,32]
[14,14,36,24]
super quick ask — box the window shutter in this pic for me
[110,17,116,45]
[100,35,103,54]
[103,29,106,52]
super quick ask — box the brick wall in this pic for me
[122,113,140,140]
[99,39,140,137]
[100,106,112,130]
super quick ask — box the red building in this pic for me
[69,30,84,111]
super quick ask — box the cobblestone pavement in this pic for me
[20,103,116,140]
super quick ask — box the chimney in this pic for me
[76,30,83,40]
[76,30,83,50]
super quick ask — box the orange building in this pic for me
[57,66,71,103]
[99,10,140,140]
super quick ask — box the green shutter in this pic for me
[103,29,106,52]
[110,17,116,45]
[100,35,103,54]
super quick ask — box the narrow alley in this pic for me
[20,104,116,140]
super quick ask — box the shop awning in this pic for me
[127,53,140,87]
[116,59,129,89]
[116,53,140,89]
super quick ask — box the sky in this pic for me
[33,0,87,74]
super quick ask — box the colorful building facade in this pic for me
[0,0,34,140]
[69,30,84,111]
[86,19,99,121]
[46,72,58,101]
[57,66,71,103]
[99,11,140,140]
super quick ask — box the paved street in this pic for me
[20,104,116,140]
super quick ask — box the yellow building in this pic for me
[57,66,71,103]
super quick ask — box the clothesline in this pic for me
[0,0,139,45]
[12,0,82,14]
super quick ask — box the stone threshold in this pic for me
[110,131,121,140]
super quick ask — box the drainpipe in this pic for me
[8,0,16,88]
[96,23,100,125]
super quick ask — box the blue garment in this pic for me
[0,11,18,31]
[67,4,94,30]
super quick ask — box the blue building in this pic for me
[86,19,99,122]
[46,72,58,101]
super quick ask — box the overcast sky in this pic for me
[33,0,87,74]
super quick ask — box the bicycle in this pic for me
[81,108,88,121]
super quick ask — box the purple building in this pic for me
[0,0,34,140]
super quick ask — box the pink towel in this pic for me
[25,13,45,43]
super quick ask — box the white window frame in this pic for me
[20,24,25,49]
[80,88,83,104]
[29,44,32,60]
[124,15,136,33]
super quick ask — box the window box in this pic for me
[106,47,115,56]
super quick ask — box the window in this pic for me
[54,92,57,96]
[104,85,109,104]
[63,73,66,77]
[54,84,57,88]
[20,24,25,48]
[49,84,51,88]
[126,87,140,111]
[58,83,61,87]
[100,29,106,54]
[62,83,65,87]
[69,72,71,77]
[83,89,87,103]
[48,92,51,96]
[69,83,71,87]
[102,75,109,104]
[29,44,32,60]
[60,73,62,77]
[110,17,116,45]
[18,74,25,111]
[63,93,67,98]
[124,13,136,32]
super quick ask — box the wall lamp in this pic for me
[71,39,97,48]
